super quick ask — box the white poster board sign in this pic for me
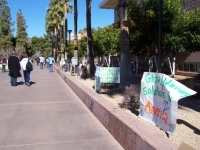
[139,72,196,134]
[71,57,78,66]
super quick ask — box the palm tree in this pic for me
[46,0,61,61]
[46,0,72,61]
[64,0,72,59]
[73,0,78,58]
[118,0,134,86]
[86,0,95,75]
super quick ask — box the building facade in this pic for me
[182,0,200,11]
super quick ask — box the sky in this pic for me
[7,0,114,38]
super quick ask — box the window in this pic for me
[178,62,200,73]
[190,63,196,72]
[184,63,189,71]
[179,63,184,71]
[196,64,200,73]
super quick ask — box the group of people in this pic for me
[8,51,32,86]
[3,51,56,87]
[36,55,55,72]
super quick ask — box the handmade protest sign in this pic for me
[94,67,120,93]
[71,57,78,66]
[99,67,120,83]
[139,72,196,134]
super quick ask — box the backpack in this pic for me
[26,59,33,72]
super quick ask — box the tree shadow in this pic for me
[178,95,200,113]
[176,77,197,90]
[100,84,124,98]
[129,108,140,116]
[81,75,95,80]
[177,119,200,135]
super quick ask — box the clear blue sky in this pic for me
[7,0,114,38]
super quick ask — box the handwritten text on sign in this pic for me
[139,72,196,134]
[99,67,120,83]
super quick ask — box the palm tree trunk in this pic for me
[61,23,65,60]
[57,25,61,61]
[64,1,68,60]
[118,0,133,86]
[51,30,54,57]
[74,0,78,58]
[86,0,95,75]
[54,27,58,62]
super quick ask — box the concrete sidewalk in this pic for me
[0,65,124,150]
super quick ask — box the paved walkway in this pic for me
[0,65,124,150]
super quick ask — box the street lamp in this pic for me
[67,29,72,73]
[67,30,72,50]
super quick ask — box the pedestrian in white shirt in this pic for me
[20,53,33,86]
[39,55,45,69]
[48,55,55,73]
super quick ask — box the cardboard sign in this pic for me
[139,72,196,134]
[99,67,120,83]
[71,57,78,65]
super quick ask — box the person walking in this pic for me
[64,59,69,72]
[39,55,45,69]
[20,53,33,86]
[78,60,83,80]
[8,51,22,86]
[46,57,49,68]
[48,55,55,73]
[36,57,40,66]
[1,56,7,72]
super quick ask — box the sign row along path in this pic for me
[0,64,124,150]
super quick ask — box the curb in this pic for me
[55,66,178,150]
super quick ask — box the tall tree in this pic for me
[64,0,72,59]
[86,0,95,74]
[31,35,52,57]
[46,0,72,61]
[16,9,28,52]
[73,0,78,58]
[0,0,14,52]
[118,0,134,86]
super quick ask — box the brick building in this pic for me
[182,0,200,11]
